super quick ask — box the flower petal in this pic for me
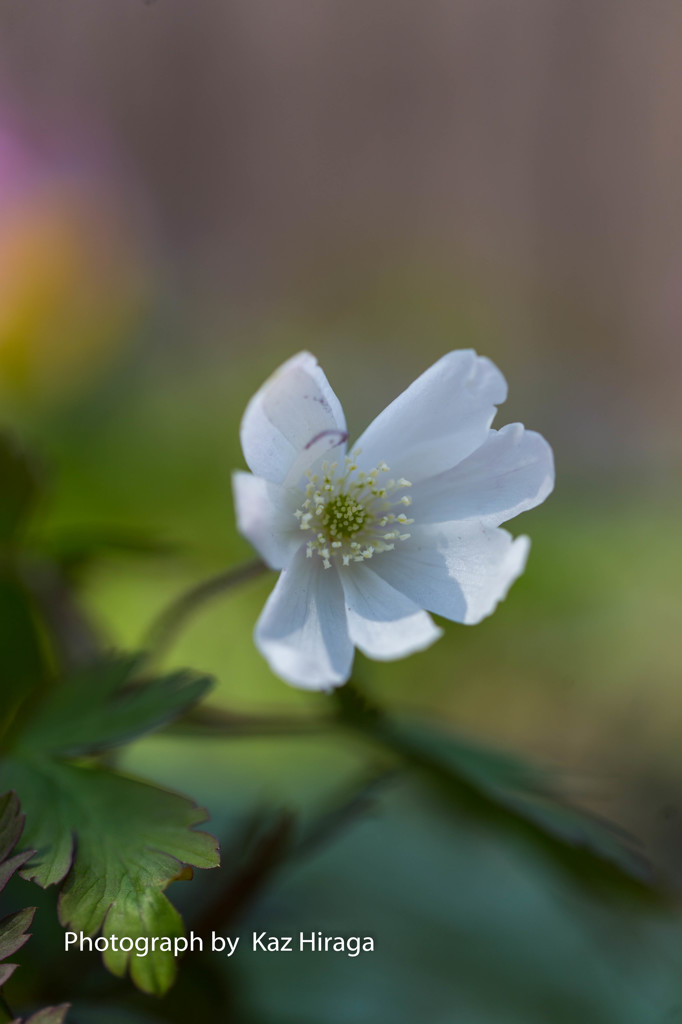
[371,523,530,625]
[241,352,347,485]
[412,423,555,528]
[232,471,303,569]
[255,546,353,689]
[341,563,442,660]
[352,351,507,483]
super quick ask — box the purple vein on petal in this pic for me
[305,429,348,451]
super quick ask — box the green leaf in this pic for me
[0,571,52,730]
[0,758,219,995]
[0,792,35,988]
[336,686,660,904]
[10,1006,70,1024]
[15,655,213,757]
[387,716,655,884]
[102,887,183,996]
[0,908,34,963]
[0,793,28,872]
[0,434,42,545]
[1,767,72,891]
[384,717,655,897]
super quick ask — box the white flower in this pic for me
[233,351,554,690]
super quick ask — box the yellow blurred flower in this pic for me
[0,144,151,402]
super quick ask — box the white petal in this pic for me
[352,351,507,483]
[255,547,353,689]
[232,471,303,569]
[413,424,555,528]
[341,564,442,660]
[371,523,530,625]
[241,352,347,485]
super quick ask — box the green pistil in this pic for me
[322,494,369,538]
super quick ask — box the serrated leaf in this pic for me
[0,850,30,899]
[0,434,41,544]
[0,767,73,890]
[0,963,17,986]
[0,793,26,868]
[0,907,35,962]
[15,655,213,757]
[103,887,183,996]
[11,1005,70,1024]
[0,792,36,988]
[0,758,219,995]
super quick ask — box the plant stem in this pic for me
[169,705,335,738]
[192,809,295,934]
[143,557,268,662]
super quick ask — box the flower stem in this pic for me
[143,558,269,662]
[332,676,384,728]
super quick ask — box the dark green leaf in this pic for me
[0,793,25,866]
[0,908,34,962]
[0,758,219,995]
[0,571,51,726]
[384,717,655,896]
[15,655,213,757]
[0,964,15,987]
[1,766,72,890]
[0,434,42,544]
[336,686,660,904]
[0,791,36,986]
[0,850,33,897]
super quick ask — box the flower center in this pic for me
[294,453,414,569]
[323,494,369,538]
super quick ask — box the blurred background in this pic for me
[1,2,682,1021]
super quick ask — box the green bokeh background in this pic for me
[1,3,682,1021]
